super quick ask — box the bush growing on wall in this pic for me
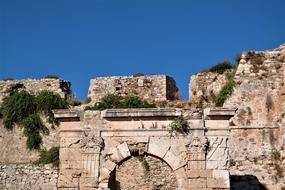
[21,114,48,149]
[35,146,60,167]
[1,91,37,129]
[85,94,156,110]
[0,91,68,149]
[169,115,189,134]
[202,60,235,74]
[36,91,68,127]
[213,79,236,107]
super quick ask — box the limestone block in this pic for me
[207,170,229,188]
[188,120,204,128]
[163,150,186,170]
[213,170,230,186]
[148,137,171,158]
[206,160,218,169]
[188,161,206,170]
[58,170,81,188]
[205,129,229,136]
[109,147,124,163]
[187,169,212,178]
[207,147,228,161]
[60,137,81,148]
[80,176,99,187]
[102,160,116,172]
[99,168,111,181]
[188,152,206,161]
[174,167,189,189]
[116,142,131,159]
[188,178,207,188]
[208,136,228,148]
[98,182,109,188]
[205,120,229,129]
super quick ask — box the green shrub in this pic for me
[35,146,59,167]
[121,96,155,108]
[21,114,48,149]
[213,80,236,107]
[36,91,68,127]
[44,75,59,79]
[1,91,36,129]
[1,90,68,150]
[169,115,189,134]
[100,94,122,108]
[203,61,235,74]
[85,94,156,110]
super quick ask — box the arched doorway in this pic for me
[108,154,178,190]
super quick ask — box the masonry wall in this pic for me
[0,164,58,190]
[0,119,60,163]
[0,78,71,104]
[188,44,285,189]
[87,75,179,104]
[229,127,285,189]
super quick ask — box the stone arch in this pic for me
[99,141,188,190]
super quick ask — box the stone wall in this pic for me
[229,127,285,189]
[188,43,285,189]
[0,164,58,190]
[0,78,71,104]
[87,75,179,104]
[189,70,232,108]
[0,118,60,163]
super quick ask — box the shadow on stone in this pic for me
[230,175,268,190]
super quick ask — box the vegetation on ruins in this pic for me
[1,91,68,149]
[137,155,150,174]
[36,91,68,127]
[85,94,156,110]
[271,149,284,181]
[213,79,235,107]
[35,146,60,167]
[169,115,189,134]
[201,60,235,74]
[44,75,60,79]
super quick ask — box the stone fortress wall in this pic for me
[0,78,70,190]
[0,43,285,189]
[189,44,285,189]
[0,78,71,104]
[88,75,179,104]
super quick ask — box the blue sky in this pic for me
[1,0,284,100]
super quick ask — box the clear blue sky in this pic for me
[1,0,284,100]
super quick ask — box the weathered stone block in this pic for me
[148,137,170,158]
[188,161,206,170]
[188,178,207,188]
[117,142,131,159]
[187,169,212,178]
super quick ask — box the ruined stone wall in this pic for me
[88,75,178,104]
[188,44,285,189]
[188,70,232,108]
[229,127,285,189]
[0,119,60,163]
[0,78,71,104]
[0,164,58,190]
